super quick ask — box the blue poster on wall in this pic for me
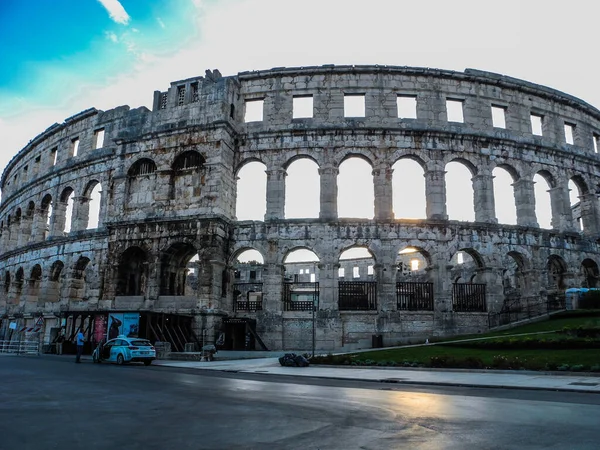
[107,313,140,340]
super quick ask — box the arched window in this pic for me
[533,173,552,229]
[85,182,102,229]
[285,158,320,219]
[127,158,158,205]
[338,157,374,219]
[170,151,206,200]
[445,161,474,221]
[492,167,517,225]
[117,247,148,296]
[338,247,377,311]
[236,161,267,221]
[392,158,426,219]
[159,243,198,296]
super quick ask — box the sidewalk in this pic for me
[151,356,600,394]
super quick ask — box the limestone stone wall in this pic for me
[1,65,600,350]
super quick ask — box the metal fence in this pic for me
[452,283,487,312]
[0,340,40,355]
[283,282,319,311]
[338,281,377,311]
[396,282,434,311]
[233,282,264,311]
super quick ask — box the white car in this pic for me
[92,336,156,366]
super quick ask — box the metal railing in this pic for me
[338,281,377,311]
[233,282,264,312]
[0,340,40,355]
[396,282,434,311]
[488,296,566,328]
[234,300,263,312]
[283,282,319,311]
[452,283,487,312]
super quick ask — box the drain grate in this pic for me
[569,382,599,386]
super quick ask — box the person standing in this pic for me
[75,328,85,363]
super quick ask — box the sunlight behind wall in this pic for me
[533,174,552,229]
[492,167,517,224]
[337,158,374,219]
[392,159,425,219]
[445,162,474,221]
[285,158,320,218]
[236,161,267,221]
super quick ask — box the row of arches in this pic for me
[0,181,102,251]
[236,155,595,231]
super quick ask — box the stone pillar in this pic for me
[549,184,574,232]
[579,192,600,235]
[373,164,394,221]
[262,263,284,313]
[265,168,286,221]
[14,217,23,248]
[472,171,497,223]
[319,165,339,221]
[475,267,504,313]
[20,214,34,247]
[520,269,544,314]
[71,196,90,231]
[49,202,67,237]
[205,260,226,311]
[429,261,452,313]
[318,258,338,311]
[513,179,538,227]
[424,169,448,220]
[376,263,396,311]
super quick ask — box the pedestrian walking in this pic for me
[75,328,85,363]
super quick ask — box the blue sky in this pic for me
[0,0,599,224]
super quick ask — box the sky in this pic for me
[1,0,598,251]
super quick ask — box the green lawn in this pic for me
[312,311,600,371]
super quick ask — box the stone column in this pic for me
[376,263,396,312]
[20,214,34,247]
[472,171,497,223]
[373,164,394,221]
[513,179,538,227]
[318,258,338,311]
[424,169,448,220]
[265,168,286,221]
[579,192,600,235]
[429,260,452,313]
[262,263,284,313]
[31,207,50,241]
[14,217,24,248]
[475,267,504,314]
[319,165,338,221]
[49,202,67,237]
[71,196,90,231]
[549,183,574,232]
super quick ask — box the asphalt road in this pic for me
[1,356,600,450]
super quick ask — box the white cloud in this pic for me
[97,0,130,25]
[105,31,118,43]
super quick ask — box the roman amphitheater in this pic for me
[1,65,599,353]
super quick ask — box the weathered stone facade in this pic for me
[1,65,600,351]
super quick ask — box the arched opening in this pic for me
[533,173,553,229]
[236,161,267,221]
[396,246,432,310]
[41,194,53,239]
[445,161,475,221]
[127,158,157,205]
[392,159,426,219]
[117,247,148,296]
[449,249,486,312]
[285,158,320,219]
[28,264,42,301]
[48,260,64,303]
[85,182,102,229]
[569,177,586,231]
[337,157,374,219]
[501,252,525,313]
[159,243,198,296]
[15,267,24,300]
[580,258,599,288]
[338,246,377,310]
[23,201,35,241]
[4,271,10,295]
[14,209,22,245]
[283,248,320,311]
[60,187,75,233]
[71,257,91,301]
[170,150,206,201]
[493,166,517,225]
[232,249,265,311]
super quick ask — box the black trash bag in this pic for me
[279,353,310,367]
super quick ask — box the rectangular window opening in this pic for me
[531,114,543,136]
[191,83,199,103]
[310,273,316,283]
[410,260,420,271]
[249,270,257,280]
[344,94,365,118]
[244,99,264,122]
[352,266,360,278]
[367,265,374,276]
[397,95,417,119]
[564,123,575,145]
[51,147,58,166]
[94,129,105,149]
[338,268,345,278]
[491,105,506,129]
[293,95,313,119]
[177,85,186,106]
[72,138,79,157]
[446,99,464,123]
[594,134,599,154]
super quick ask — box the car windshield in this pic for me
[130,340,153,347]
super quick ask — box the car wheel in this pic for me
[143,360,152,366]
[116,354,124,365]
